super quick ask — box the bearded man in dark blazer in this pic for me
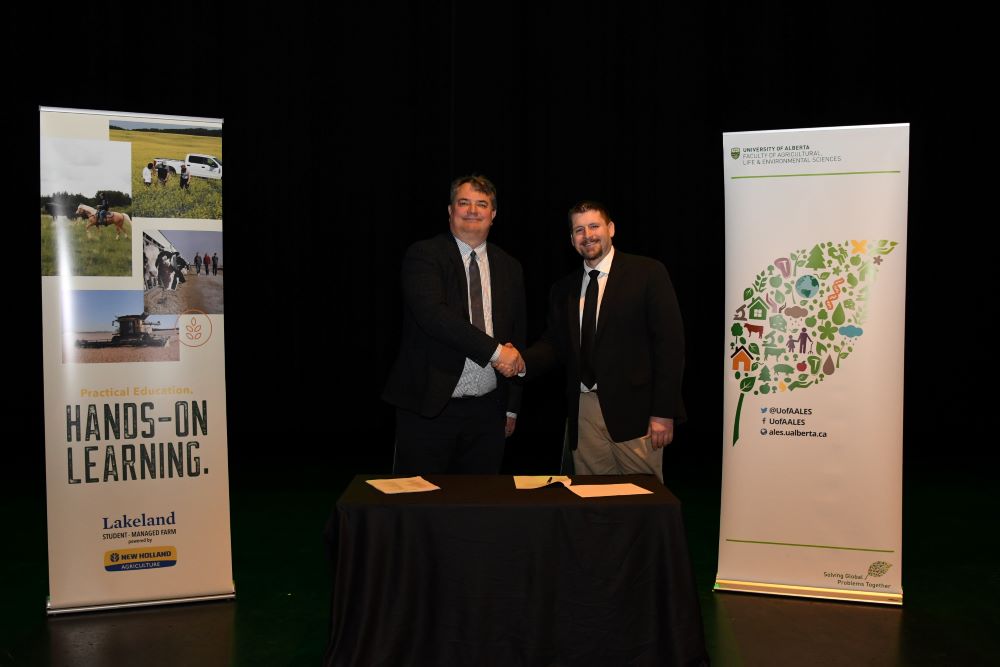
[383,175,526,474]
[498,201,684,482]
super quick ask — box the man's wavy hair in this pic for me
[450,175,498,210]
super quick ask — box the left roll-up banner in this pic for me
[40,107,233,613]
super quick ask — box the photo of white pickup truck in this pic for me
[153,153,223,180]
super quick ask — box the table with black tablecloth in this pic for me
[324,475,708,667]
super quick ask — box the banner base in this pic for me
[714,578,902,606]
[47,591,235,616]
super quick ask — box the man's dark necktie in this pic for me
[580,269,600,389]
[468,251,486,332]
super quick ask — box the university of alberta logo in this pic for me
[730,147,740,159]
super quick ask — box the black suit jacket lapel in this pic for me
[596,252,627,342]
[568,269,584,364]
[443,235,470,321]
[488,244,505,332]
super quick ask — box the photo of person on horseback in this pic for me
[96,191,110,227]
[74,202,131,241]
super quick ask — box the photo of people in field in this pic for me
[144,230,224,315]
[112,120,222,220]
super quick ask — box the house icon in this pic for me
[748,298,769,321]
[730,345,754,372]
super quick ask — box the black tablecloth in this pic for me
[324,475,708,666]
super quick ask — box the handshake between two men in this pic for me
[385,179,685,478]
[492,342,524,378]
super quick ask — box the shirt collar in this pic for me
[454,236,488,260]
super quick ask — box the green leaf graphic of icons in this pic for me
[728,240,895,445]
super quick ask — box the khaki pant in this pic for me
[573,391,663,482]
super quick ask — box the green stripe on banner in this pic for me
[726,538,894,553]
[732,170,901,179]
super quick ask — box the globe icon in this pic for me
[795,274,820,298]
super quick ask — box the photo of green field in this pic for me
[41,136,133,277]
[40,214,131,276]
[112,128,222,219]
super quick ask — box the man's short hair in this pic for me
[450,175,498,210]
[568,200,611,229]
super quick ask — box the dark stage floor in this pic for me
[2,464,996,666]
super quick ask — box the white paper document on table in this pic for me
[366,477,441,494]
[513,476,573,489]
[567,483,653,498]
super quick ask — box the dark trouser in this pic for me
[393,393,505,474]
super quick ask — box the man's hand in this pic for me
[493,342,524,377]
[504,416,517,438]
[647,416,674,450]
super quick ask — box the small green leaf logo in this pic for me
[867,561,892,579]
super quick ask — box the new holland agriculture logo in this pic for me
[105,546,178,572]
[730,147,740,159]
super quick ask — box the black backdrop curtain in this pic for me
[10,2,985,491]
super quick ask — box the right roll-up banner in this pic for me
[717,124,908,604]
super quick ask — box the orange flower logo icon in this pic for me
[179,310,212,348]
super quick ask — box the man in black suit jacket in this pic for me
[383,176,526,474]
[501,201,684,481]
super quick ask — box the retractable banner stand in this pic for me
[40,107,233,613]
[717,124,908,604]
